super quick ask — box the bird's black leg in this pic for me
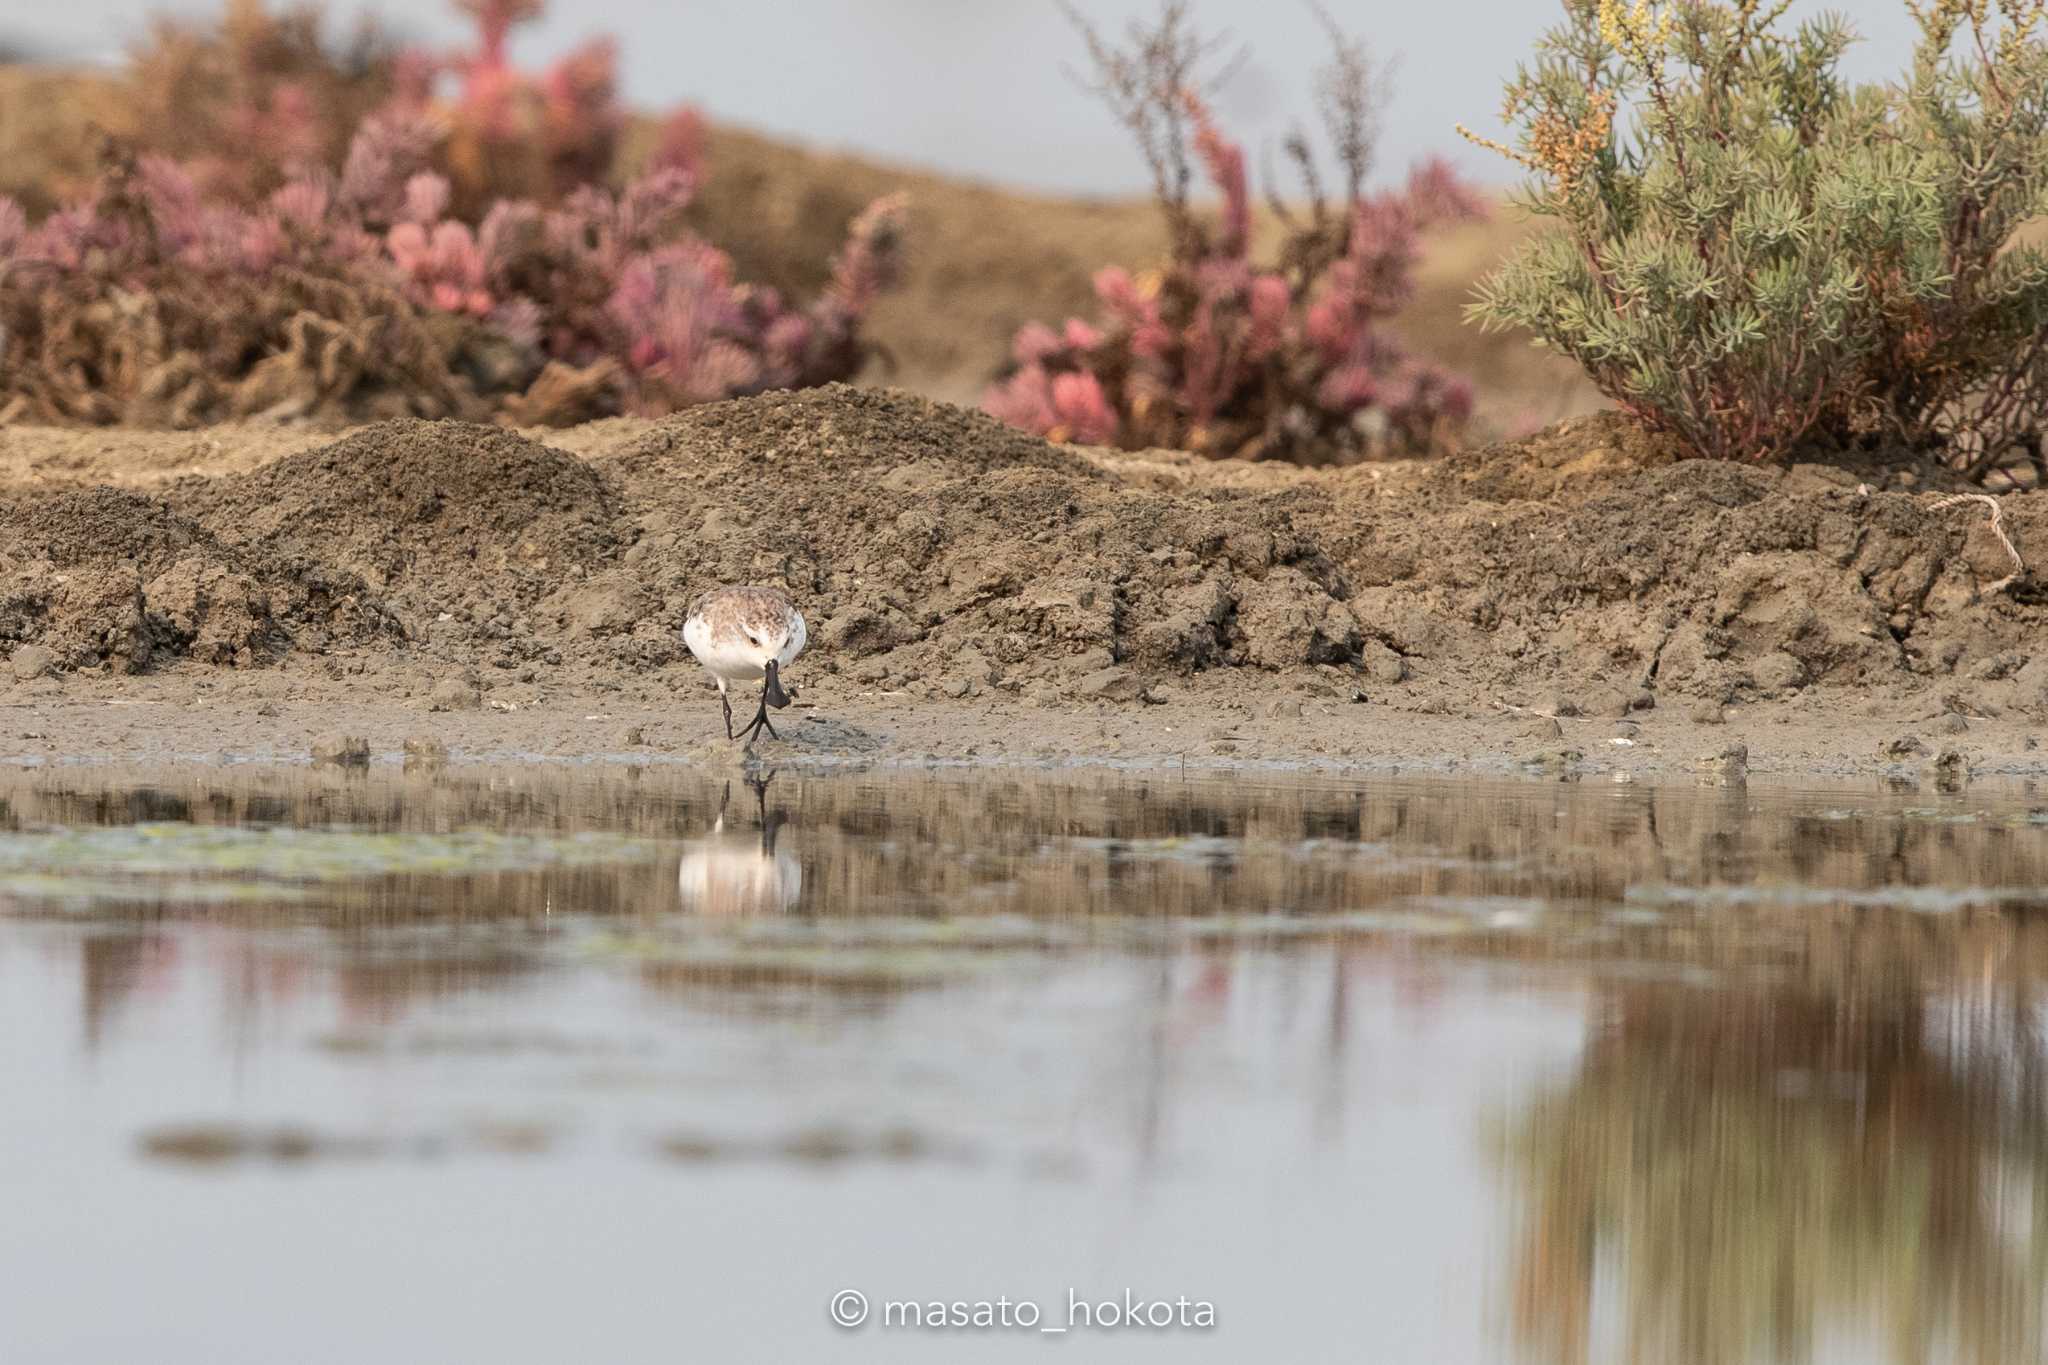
[736,687,779,745]
[720,689,734,740]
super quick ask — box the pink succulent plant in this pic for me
[388,219,494,316]
[0,0,905,426]
[984,5,1482,463]
[985,90,1479,461]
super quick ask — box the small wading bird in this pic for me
[682,585,808,744]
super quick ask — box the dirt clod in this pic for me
[401,736,449,769]
[1699,744,1750,777]
[8,644,53,680]
[1076,666,1146,703]
[312,733,370,767]
[430,679,483,712]
[1361,642,1407,685]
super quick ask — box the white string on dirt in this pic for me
[1927,492,2026,595]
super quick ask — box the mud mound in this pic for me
[0,488,287,670]
[599,384,1094,482]
[1,395,2042,716]
[0,486,211,570]
[1438,410,1686,501]
[554,386,1361,683]
[1307,422,2047,702]
[182,419,619,575]
[174,419,622,648]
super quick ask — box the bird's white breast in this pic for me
[682,609,807,683]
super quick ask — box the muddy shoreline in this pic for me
[2,675,2040,784]
[1,386,2044,785]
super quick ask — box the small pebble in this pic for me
[1690,701,1726,725]
[1936,712,1969,735]
[1520,717,1564,741]
[619,726,645,747]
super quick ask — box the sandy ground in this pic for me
[1,665,2038,785]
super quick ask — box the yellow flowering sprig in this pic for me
[1457,89,1615,200]
[1910,0,2048,78]
[1598,0,1698,188]
[1993,0,2048,64]
[1597,0,1677,63]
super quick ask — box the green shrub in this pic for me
[1461,0,2048,484]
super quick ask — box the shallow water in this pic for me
[3,765,2046,1364]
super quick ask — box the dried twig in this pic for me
[1929,492,2027,594]
[1055,0,1246,258]
[1307,1,1386,202]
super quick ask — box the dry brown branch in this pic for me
[1055,0,1247,259]
[1307,1,1386,202]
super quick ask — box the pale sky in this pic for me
[12,1,1928,195]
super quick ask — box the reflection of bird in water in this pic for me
[675,776,801,915]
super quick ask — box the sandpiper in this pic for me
[681,585,808,744]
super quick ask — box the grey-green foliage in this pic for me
[1465,0,2048,477]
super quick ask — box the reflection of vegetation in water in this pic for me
[0,824,668,885]
[1499,977,2048,1365]
[6,767,2048,929]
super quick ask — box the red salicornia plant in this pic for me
[984,2,1483,461]
[0,121,903,427]
[0,0,906,426]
